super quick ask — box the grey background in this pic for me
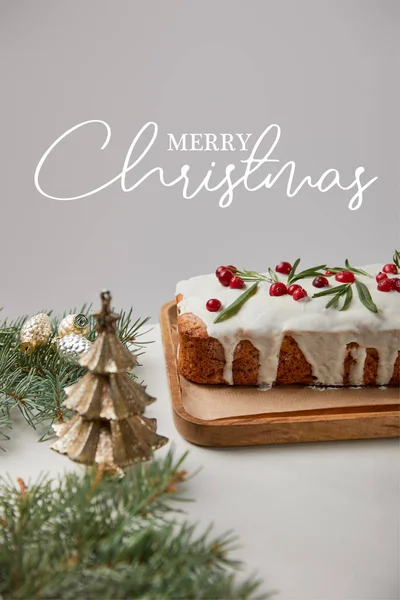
[0,0,399,322]
[1,3,399,599]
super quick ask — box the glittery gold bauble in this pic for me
[20,313,52,354]
[55,333,92,362]
[58,314,89,338]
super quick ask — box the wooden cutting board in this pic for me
[160,300,400,447]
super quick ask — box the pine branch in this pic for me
[0,306,152,441]
[0,451,268,599]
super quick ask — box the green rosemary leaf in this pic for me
[325,267,343,273]
[312,284,349,298]
[355,280,378,313]
[351,267,372,277]
[213,282,258,323]
[236,269,271,283]
[393,249,400,269]
[325,288,347,309]
[287,258,300,283]
[344,259,372,278]
[290,265,327,284]
[268,267,278,282]
[340,285,353,311]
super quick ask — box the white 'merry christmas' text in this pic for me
[34,121,377,210]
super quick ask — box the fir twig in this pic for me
[0,306,152,441]
[0,451,269,599]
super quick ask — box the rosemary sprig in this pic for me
[355,280,378,313]
[344,259,372,278]
[341,284,353,311]
[313,281,378,313]
[287,259,327,284]
[214,282,258,323]
[268,267,279,282]
[313,284,350,310]
[393,249,400,269]
[287,258,300,283]
[312,284,350,298]
[213,254,387,323]
[325,287,348,309]
[325,261,372,278]
[235,269,275,284]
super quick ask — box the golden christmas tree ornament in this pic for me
[58,313,89,338]
[19,313,52,354]
[55,333,92,363]
[51,290,168,470]
[63,373,155,420]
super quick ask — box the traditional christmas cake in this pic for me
[175,255,400,387]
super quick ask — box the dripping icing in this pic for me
[348,345,367,385]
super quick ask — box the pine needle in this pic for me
[0,451,268,599]
[0,306,152,441]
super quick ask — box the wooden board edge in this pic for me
[171,408,400,446]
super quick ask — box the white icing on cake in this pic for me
[176,264,400,386]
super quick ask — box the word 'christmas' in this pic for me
[35,121,377,210]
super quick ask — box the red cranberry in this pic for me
[269,282,288,296]
[287,284,302,296]
[218,268,234,286]
[376,272,388,282]
[383,263,398,274]
[275,261,292,275]
[391,278,400,292]
[325,270,335,276]
[215,266,226,278]
[229,276,244,289]
[335,271,355,283]
[312,276,329,288]
[226,265,237,273]
[206,298,222,312]
[377,279,393,292]
[292,287,308,301]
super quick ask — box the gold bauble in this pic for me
[55,333,92,363]
[58,314,89,338]
[20,313,52,354]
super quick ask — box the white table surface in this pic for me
[3,325,399,600]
